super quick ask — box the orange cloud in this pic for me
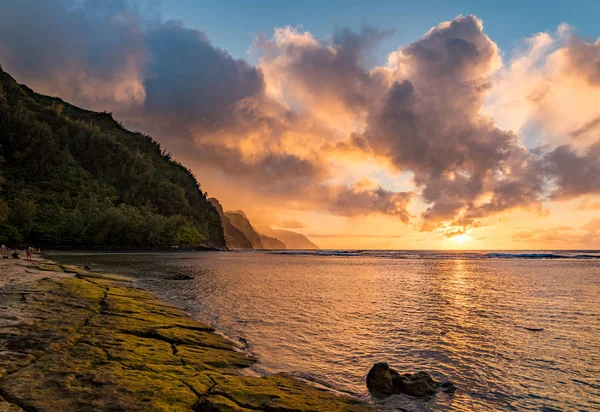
[2,4,599,246]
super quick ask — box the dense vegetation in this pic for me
[0,67,225,248]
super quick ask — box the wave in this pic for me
[271,250,362,257]
[267,250,600,260]
[484,253,600,259]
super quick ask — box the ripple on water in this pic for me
[52,252,600,411]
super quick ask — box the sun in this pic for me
[449,234,472,244]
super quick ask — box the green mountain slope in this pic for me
[0,66,225,248]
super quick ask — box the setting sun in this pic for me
[450,234,472,244]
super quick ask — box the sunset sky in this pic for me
[1,0,600,249]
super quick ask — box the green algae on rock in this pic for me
[0,263,371,411]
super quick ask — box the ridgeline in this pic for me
[0,67,224,249]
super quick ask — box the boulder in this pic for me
[366,362,395,395]
[366,363,455,397]
[396,371,438,397]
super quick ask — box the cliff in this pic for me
[208,198,252,249]
[0,66,224,248]
[224,211,264,249]
[268,228,320,250]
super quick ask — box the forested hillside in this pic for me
[0,67,225,248]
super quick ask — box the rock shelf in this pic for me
[0,259,370,411]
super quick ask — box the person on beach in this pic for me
[26,247,32,260]
[12,250,20,259]
[1,244,5,252]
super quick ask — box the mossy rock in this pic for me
[0,268,372,411]
[149,327,234,350]
[35,264,64,272]
[204,374,368,411]
[177,344,256,370]
[0,397,24,412]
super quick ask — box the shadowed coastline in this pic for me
[0,257,371,411]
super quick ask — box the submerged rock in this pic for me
[167,273,194,280]
[366,362,455,397]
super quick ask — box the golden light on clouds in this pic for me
[2,2,599,249]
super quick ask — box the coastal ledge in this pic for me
[0,258,371,411]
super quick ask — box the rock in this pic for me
[366,363,455,398]
[167,274,194,280]
[440,381,457,394]
[366,362,395,395]
[396,371,438,397]
[0,263,372,412]
[523,327,544,332]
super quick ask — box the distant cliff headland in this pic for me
[0,67,317,251]
[209,198,318,250]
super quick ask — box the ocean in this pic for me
[52,250,600,411]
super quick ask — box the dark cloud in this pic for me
[325,183,413,222]
[0,0,147,109]
[2,5,599,231]
[571,116,600,139]
[254,25,391,114]
[360,15,543,228]
[544,141,600,199]
[562,35,600,85]
[188,143,325,186]
[142,21,264,129]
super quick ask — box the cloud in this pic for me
[2,4,599,238]
[275,219,307,229]
[142,20,265,132]
[0,0,147,110]
[324,180,413,222]
[253,25,390,125]
[306,233,403,238]
[359,16,544,228]
[512,222,600,245]
[576,198,600,210]
[544,141,600,199]
[486,25,600,148]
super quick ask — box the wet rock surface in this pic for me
[0,261,371,411]
[366,362,456,398]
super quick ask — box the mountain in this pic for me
[219,209,287,250]
[269,229,319,250]
[208,198,252,249]
[0,66,225,248]
[259,233,286,249]
[224,211,264,249]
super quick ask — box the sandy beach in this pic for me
[0,252,71,288]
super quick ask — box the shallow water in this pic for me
[52,251,600,411]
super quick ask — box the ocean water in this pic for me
[52,250,600,411]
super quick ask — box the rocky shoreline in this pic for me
[0,257,371,411]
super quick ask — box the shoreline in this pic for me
[0,256,372,411]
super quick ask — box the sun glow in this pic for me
[449,234,472,244]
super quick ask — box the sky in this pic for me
[1,0,600,249]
